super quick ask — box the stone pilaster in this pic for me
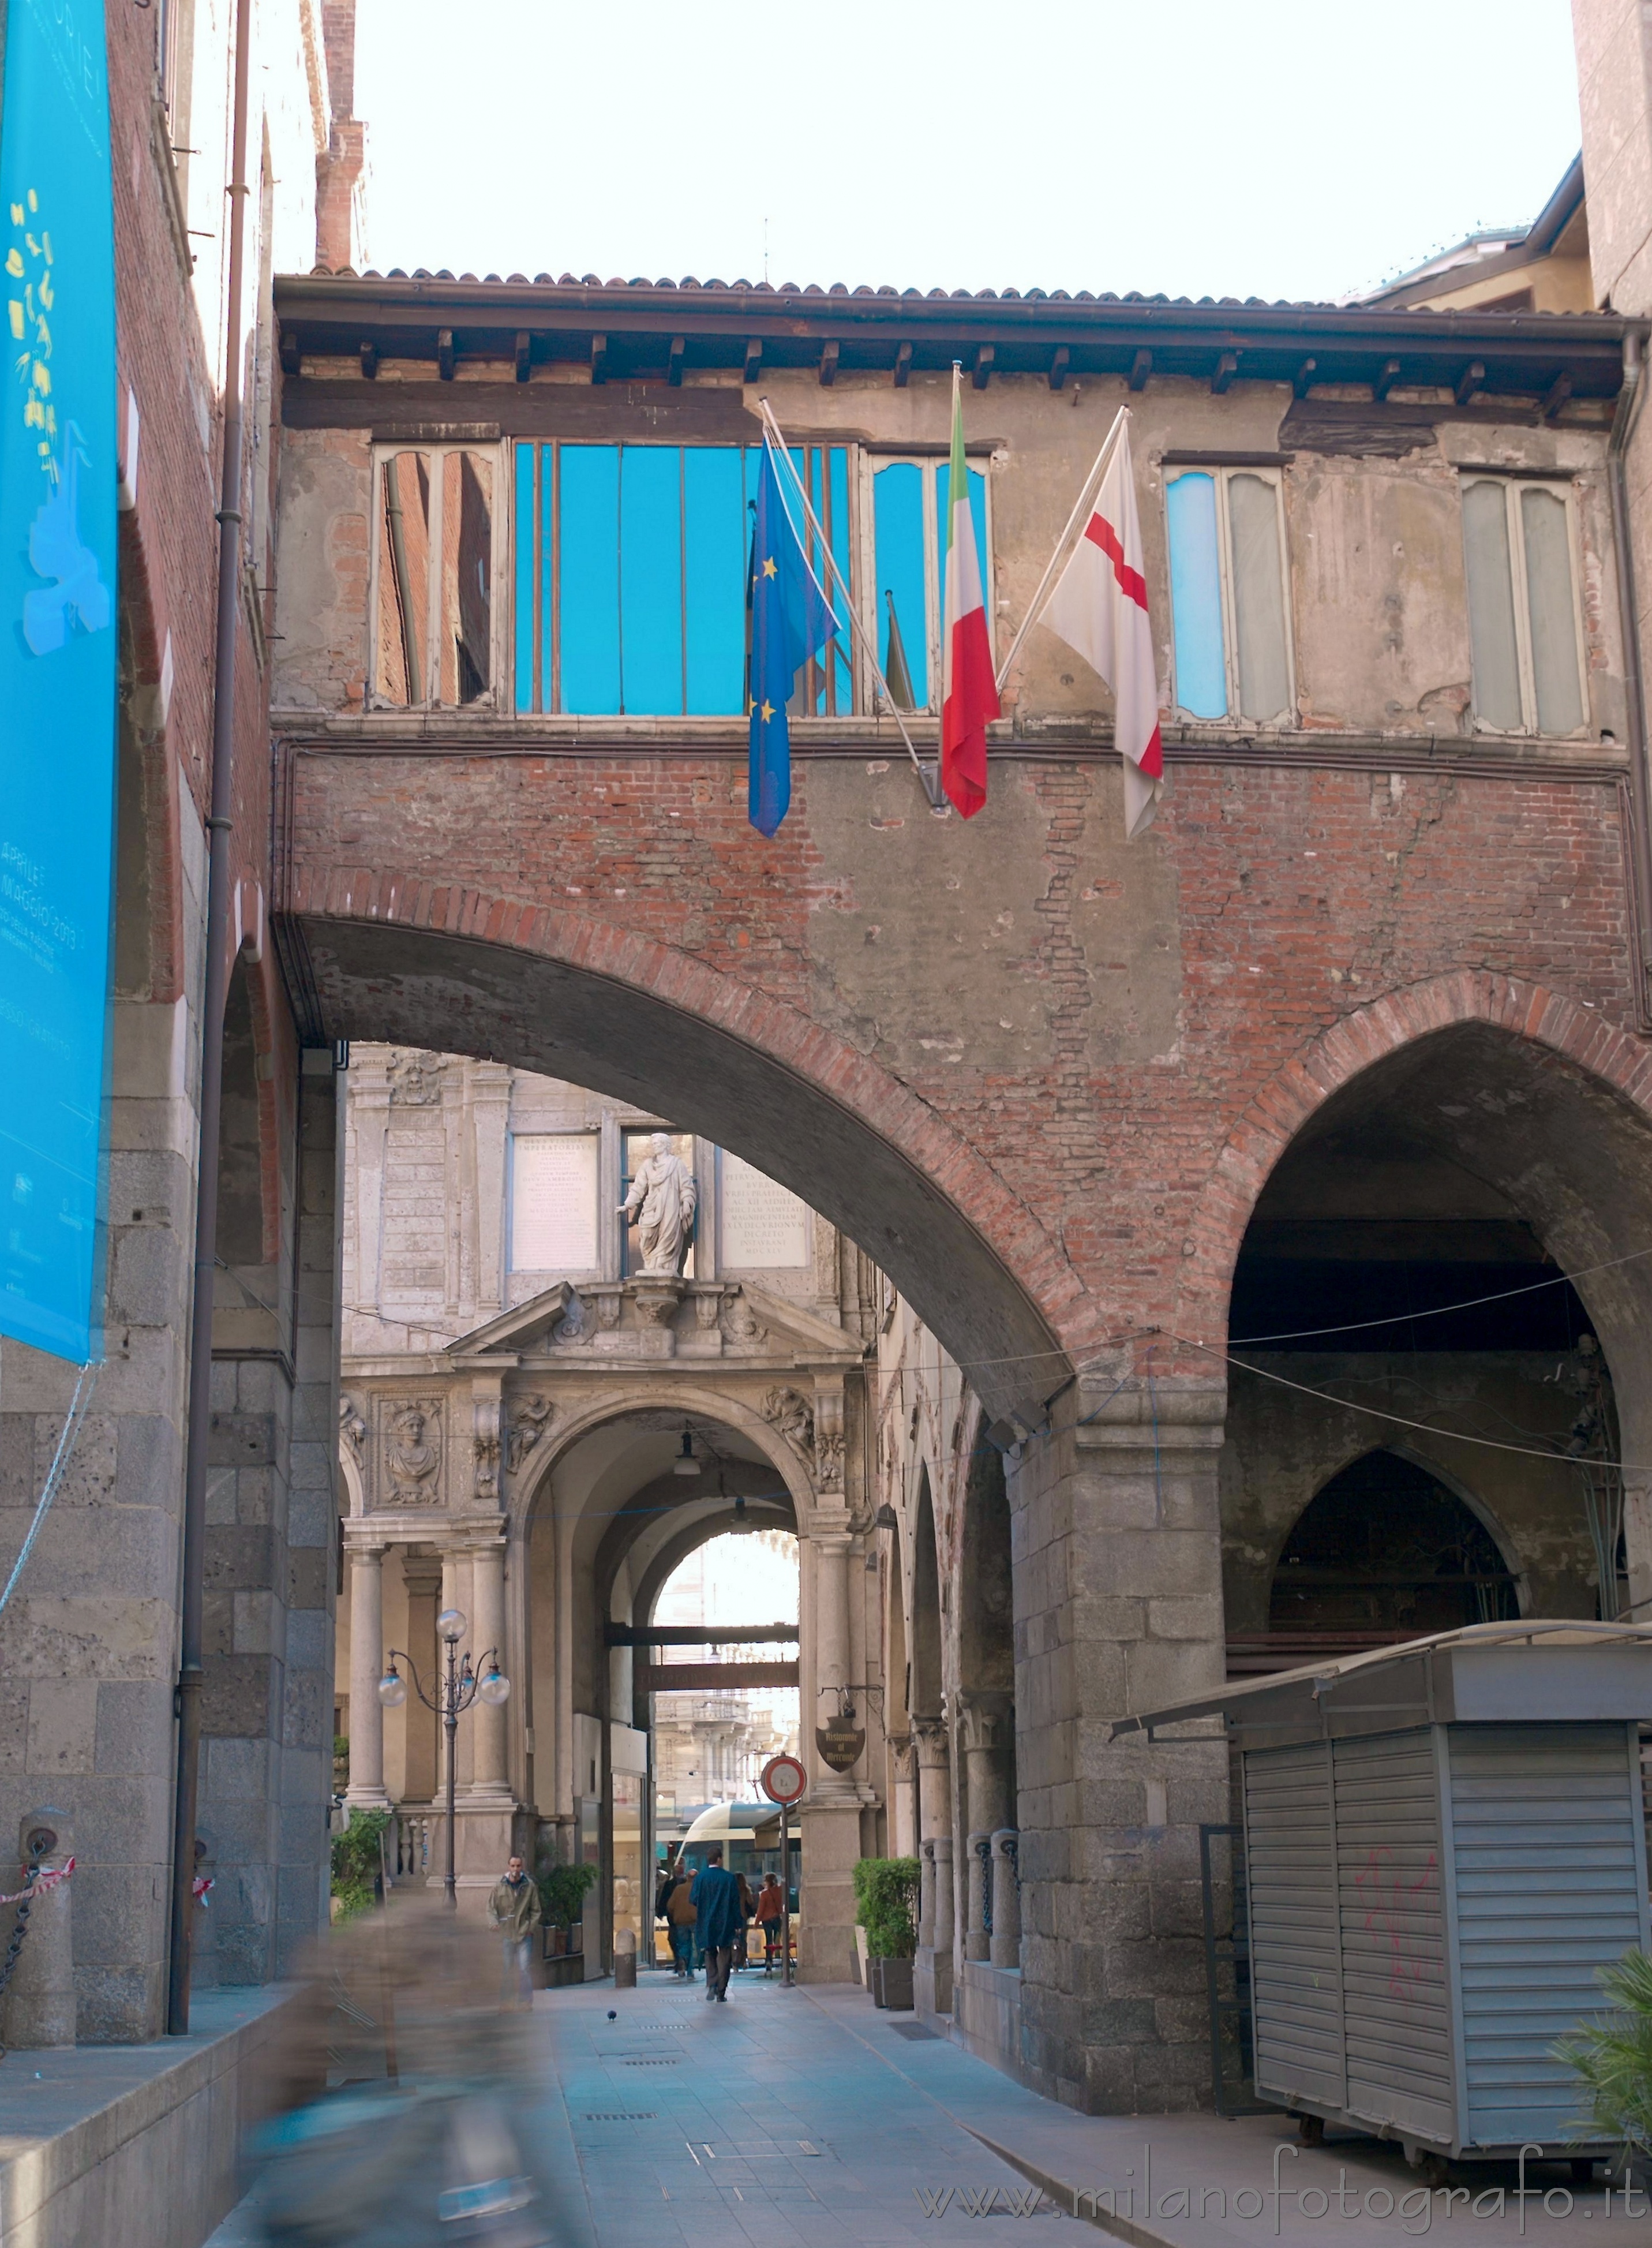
[343,1541,389,1807]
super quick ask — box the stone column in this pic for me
[468,1538,509,1798]
[931,1833,954,1954]
[917,1837,936,1950]
[990,1830,1021,1970]
[400,1557,442,1802]
[1011,1378,1228,2112]
[811,1533,851,1757]
[957,1689,1013,1843]
[912,1720,954,2014]
[965,1831,992,1963]
[344,1542,391,1807]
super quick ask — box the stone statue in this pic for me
[619,1133,698,1275]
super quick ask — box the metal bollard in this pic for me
[3,1808,76,2048]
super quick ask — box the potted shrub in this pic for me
[1556,1947,1652,2186]
[853,1856,919,2010]
[329,1808,391,1923]
[538,1860,600,1985]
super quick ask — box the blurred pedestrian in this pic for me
[666,1859,699,1976]
[690,1845,743,2002]
[733,1869,755,1970]
[755,1872,784,1975]
[488,1852,542,2010]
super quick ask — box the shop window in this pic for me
[513,442,855,717]
[509,1132,599,1274]
[1164,466,1293,725]
[371,446,499,708]
[868,454,991,712]
[1461,476,1586,736]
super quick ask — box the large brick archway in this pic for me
[282,867,1080,1419]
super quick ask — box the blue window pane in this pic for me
[620,446,683,714]
[514,442,535,712]
[559,444,621,714]
[874,462,927,709]
[684,447,746,715]
[541,446,556,712]
[829,447,853,708]
[1166,472,1227,719]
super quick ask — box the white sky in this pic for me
[353,0,1583,307]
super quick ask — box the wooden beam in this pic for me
[591,332,608,385]
[640,1660,800,1695]
[514,330,531,383]
[1455,359,1485,406]
[743,336,762,384]
[358,339,378,380]
[893,340,912,388]
[1048,344,1069,392]
[1542,369,1574,421]
[1211,350,1238,395]
[606,1622,799,1647]
[1292,356,1316,399]
[819,338,840,387]
[436,327,455,381]
[1373,357,1402,401]
[667,334,685,387]
[973,342,994,390]
[1129,348,1152,392]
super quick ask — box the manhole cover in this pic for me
[584,2112,657,2122]
[622,2058,679,2067]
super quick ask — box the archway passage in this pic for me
[1269,1452,1518,1641]
[282,907,1072,1422]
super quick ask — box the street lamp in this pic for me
[379,1607,510,1909]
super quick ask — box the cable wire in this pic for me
[0,1361,99,1618]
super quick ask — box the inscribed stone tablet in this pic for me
[721,1154,808,1269]
[512,1134,599,1270]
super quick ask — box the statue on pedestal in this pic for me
[620,1134,698,1275]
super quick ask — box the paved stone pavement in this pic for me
[207,1970,1651,2248]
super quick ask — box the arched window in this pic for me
[1270,1452,1517,1640]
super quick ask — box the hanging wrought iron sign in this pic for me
[815,1716,866,1773]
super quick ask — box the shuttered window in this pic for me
[1461,476,1586,736]
[1165,465,1294,725]
[370,446,501,709]
[513,441,855,717]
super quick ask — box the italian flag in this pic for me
[940,365,1000,818]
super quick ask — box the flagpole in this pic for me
[755,397,947,814]
[993,405,1129,696]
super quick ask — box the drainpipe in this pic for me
[167,0,253,2037]
[1607,328,1652,1035]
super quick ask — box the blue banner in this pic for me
[0,0,118,1364]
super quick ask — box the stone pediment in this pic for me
[443,1277,860,1368]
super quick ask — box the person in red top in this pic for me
[755,1872,785,1976]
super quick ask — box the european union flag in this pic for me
[747,440,838,837]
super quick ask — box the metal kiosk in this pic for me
[1111,1622,1652,2169]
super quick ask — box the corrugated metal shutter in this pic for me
[1334,1731,1452,2142]
[1246,1739,1346,2110]
[1448,1722,1644,2149]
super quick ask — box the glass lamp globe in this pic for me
[377,1668,407,1708]
[437,1607,467,1643]
[478,1667,511,1707]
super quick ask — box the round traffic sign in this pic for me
[759,1753,807,1806]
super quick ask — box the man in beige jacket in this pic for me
[489,1853,543,2009]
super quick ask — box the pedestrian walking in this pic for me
[666,1858,700,1976]
[733,1869,755,1971]
[488,1853,543,2010]
[755,1872,785,1976]
[690,1845,744,2002]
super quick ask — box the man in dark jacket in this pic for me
[690,1846,744,2002]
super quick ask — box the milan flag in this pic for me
[940,365,1000,817]
[1041,422,1164,837]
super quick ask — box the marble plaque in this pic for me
[721,1153,808,1269]
[511,1134,599,1271]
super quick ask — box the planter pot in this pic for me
[872,1958,915,2011]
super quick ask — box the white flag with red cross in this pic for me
[1040,420,1164,838]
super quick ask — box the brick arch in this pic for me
[1179,969,1652,1342]
[286,878,1080,1417]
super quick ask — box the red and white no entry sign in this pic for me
[759,1753,807,1806]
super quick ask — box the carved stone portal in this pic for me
[384,1400,442,1504]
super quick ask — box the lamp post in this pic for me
[378,1607,510,1908]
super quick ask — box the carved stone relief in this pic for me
[383,1398,443,1504]
[814,1390,846,1491]
[339,1393,368,1467]
[506,1392,554,1474]
[721,1291,766,1348]
[761,1386,815,1467]
[552,1293,587,1345]
[387,1050,442,1106]
[473,1431,501,1506]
